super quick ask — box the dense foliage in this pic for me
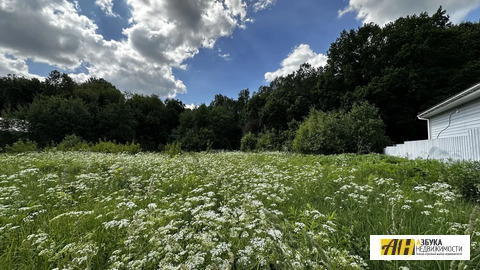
[1,76,185,150]
[0,152,478,269]
[2,8,480,152]
[293,102,389,155]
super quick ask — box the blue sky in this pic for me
[1,0,480,108]
[175,0,360,106]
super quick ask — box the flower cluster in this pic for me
[0,152,476,269]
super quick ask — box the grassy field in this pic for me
[0,151,478,269]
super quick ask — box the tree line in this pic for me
[1,73,184,151]
[2,8,480,154]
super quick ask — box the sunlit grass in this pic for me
[0,152,478,269]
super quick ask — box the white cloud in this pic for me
[218,48,231,60]
[339,0,480,26]
[264,44,327,82]
[225,0,247,19]
[219,53,231,60]
[253,0,276,12]
[95,0,118,17]
[185,103,198,110]
[0,50,42,79]
[0,0,101,70]
[0,0,277,98]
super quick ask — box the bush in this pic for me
[444,161,480,202]
[255,126,299,152]
[280,119,300,152]
[5,139,38,153]
[240,133,257,152]
[293,103,389,155]
[55,136,140,154]
[177,128,215,152]
[256,129,280,151]
[57,134,89,151]
[345,102,390,153]
[164,142,183,157]
[293,109,346,155]
[89,140,141,154]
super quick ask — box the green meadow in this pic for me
[0,151,478,269]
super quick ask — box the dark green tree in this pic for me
[23,96,92,146]
[0,75,42,112]
[173,105,213,151]
[344,102,390,153]
[164,99,185,134]
[74,78,124,107]
[96,102,137,143]
[127,94,168,150]
[43,70,76,97]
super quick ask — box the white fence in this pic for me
[384,128,480,161]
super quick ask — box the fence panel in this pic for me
[384,128,480,161]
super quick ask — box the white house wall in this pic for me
[430,98,480,139]
[384,128,480,161]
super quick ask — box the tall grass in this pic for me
[0,152,478,269]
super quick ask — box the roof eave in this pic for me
[417,82,480,119]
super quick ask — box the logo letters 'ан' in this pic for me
[381,239,415,255]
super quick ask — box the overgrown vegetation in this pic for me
[240,132,257,152]
[444,162,480,202]
[293,102,389,154]
[2,135,141,154]
[164,141,183,157]
[4,138,38,153]
[2,8,480,153]
[0,152,478,269]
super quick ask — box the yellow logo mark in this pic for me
[381,239,415,255]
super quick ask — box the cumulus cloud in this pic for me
[95,0,118,17]
[225,0,247,19]
[0,50,42,79]
[0,0,100,69]
[264,44,327,82]
[339,0,480,26]
[0,0,276,97]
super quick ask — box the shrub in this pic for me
[293,109,346,155]
[240,133,257,152]
[280,119,300,152]
[345,102,390,153]
[256,129,281,151]
[444,161,480,202]
[5,139,38,153]
[164,142,183,157]
[89,140,141,154]
[55,136,140,154]
[177,128,215,152]
[293,103,390,155]
[57,134,89,151]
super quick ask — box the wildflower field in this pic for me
[0,151,479,269]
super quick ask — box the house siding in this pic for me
[384,128,480,161]
[430,98,480,139]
